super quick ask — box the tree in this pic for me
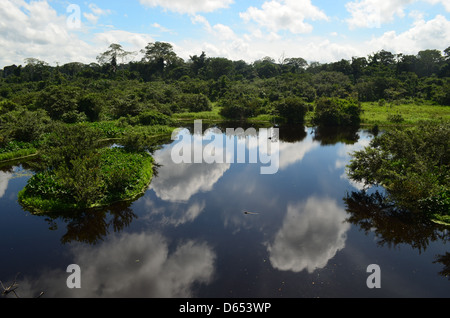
[206,57,234,80]
[141,42,181,74]
[78,93,104,122]
[347,122,449,222]
[444,46,450,60]
[35,85,80,121]
[416,49,444,77]
[313,97,362,126]
[97,43,134,73]
[189,51,207,77]
[351,56,368,81]
[275,97,308,124]
[283,57,308,74]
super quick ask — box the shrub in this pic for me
[0,109,51,142]
[138,110,174,126]
[387,113,404,123]
[177,93,212,112]
[78,93,104,121]
[275,97,308,124]
[313,97,362,126]
[347,121,449,222]
[35,85,80,120]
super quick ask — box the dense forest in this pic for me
[0,42,448,222]
[1,42,450,127]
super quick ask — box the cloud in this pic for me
[150,129,230,202]
[0,171,13,198]
[240,0,329,34]
[346,0,450,29]
[267,197,351,273]
[346,0,416,29]
[425,0,450,12]
[144,198,207,227]
[16,232,216,297]
[139,0,234,14]
[366,14,450,54]
[83,4,111,25]
[0,0,95,66]
[94,30,153,52]
[276,136,320,171]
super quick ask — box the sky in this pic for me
[1,0,450,68]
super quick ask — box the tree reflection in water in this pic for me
[344,190,450,280]
[27,201,137,245]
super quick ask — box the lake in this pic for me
[0,123,448,298]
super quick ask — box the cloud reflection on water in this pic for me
[267,197,350,273]
[15,231,216,298]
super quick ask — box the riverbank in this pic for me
[169,101,449,127]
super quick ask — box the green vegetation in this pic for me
[17,124,158,213]
[347,121,450,225]
[18,147,153,213]
[312,97,362,126]
[1,41,449,213]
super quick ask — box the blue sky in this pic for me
[1,0,449,67]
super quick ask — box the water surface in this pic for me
[0,125,448,298]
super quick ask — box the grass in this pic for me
[172,101,449,127]
[0,147,37,162]
[360,101,450,126]
[172,104,224,122]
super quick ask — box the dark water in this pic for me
[0,125,448,298]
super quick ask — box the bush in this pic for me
[313,97,362,126]
[0,109,51,142]
[138,110,174,126]
[177,93,212,112]
[35,85,80,120]
[275,97,308,124]
[38,123,103,171]
[347,121,449,222]
[78,93,104,121]
[387,113,404,123]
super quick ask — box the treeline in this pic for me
[0,42,449,130]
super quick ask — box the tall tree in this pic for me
[141,41,181,74]
[416,49,444,77]
[97,43,134,73]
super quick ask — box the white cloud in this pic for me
[0,1,156,67]
[346,0,416,29]
[425,0,450,12]
[366,14,450,54]
[0,0,93,66]
[94,30,153,58]
[267,197,350,273]
[150,129,230,202]
[139,0,234,14]
[83,4,111,25]
[0,171,13,198]
[240,0,329,34]
[16,232,216,297]
[88,3,111,16]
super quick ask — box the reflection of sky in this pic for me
[334,133,372,191]
[0,171,13,198]
[16,231,216,298]
[267,197,350,273]
[147,127,355,276]
[150,129,231,203]
[3,128,448,298]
